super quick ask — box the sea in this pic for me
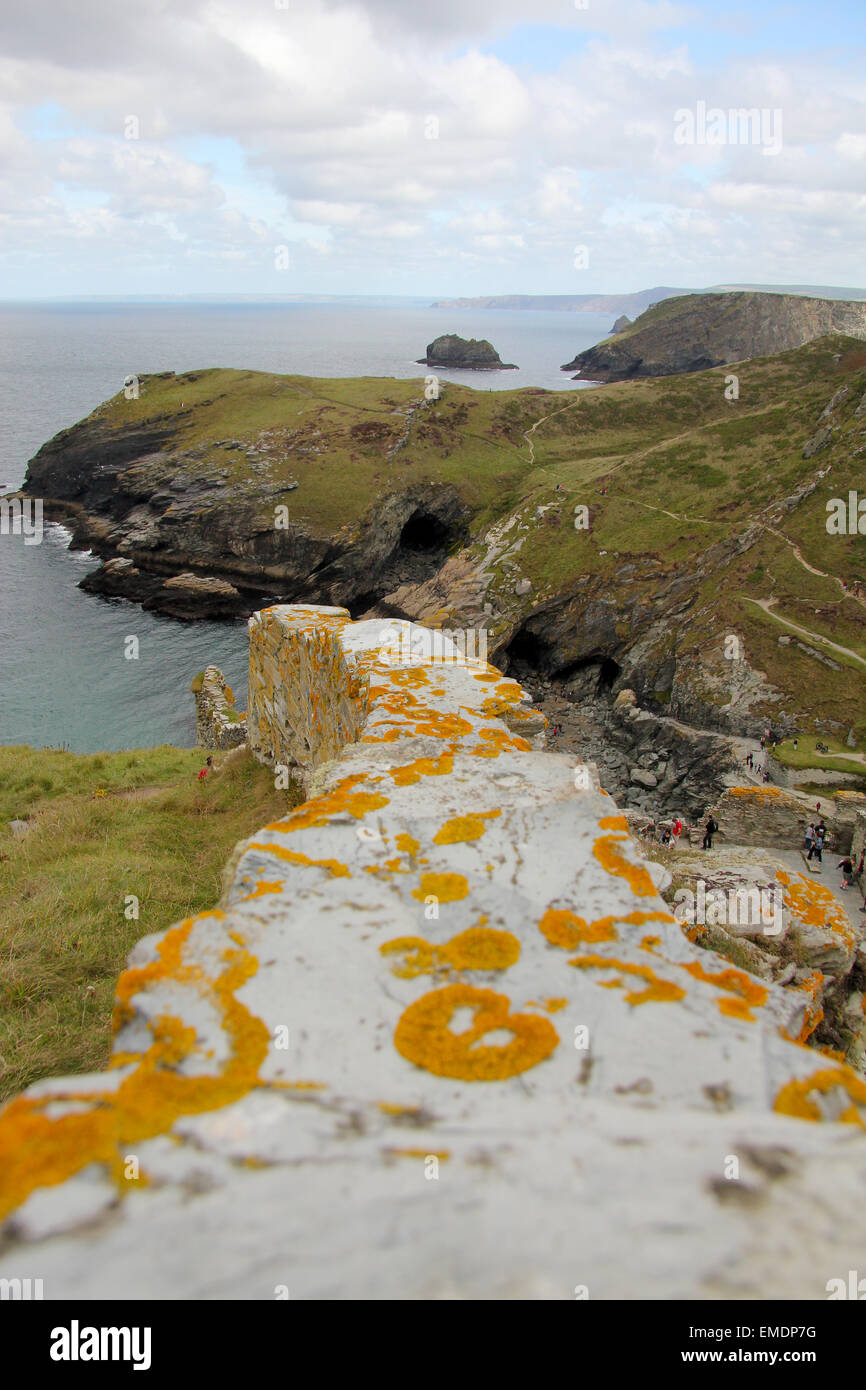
[0,300,611,753]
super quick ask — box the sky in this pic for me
[0,0,864,298]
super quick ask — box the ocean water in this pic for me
[0,301,611,753]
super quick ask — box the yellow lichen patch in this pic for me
[378,1102,421,1116]
[540,908,670,951]
[381,926,519,978]
[478,727,531,752]
[246,842,351,878]
[394,983,559,1080]
[776,871,855,949]
[241,880,284,901]
[411,872,469,903]
[388,753,454,786]
[395,833,420,856]
[384,668,431,687]
[774,1067,866,1124]
[268,780,389,834]
[599,815,629,833]
[541,998,568,1012]
[679,960,768,1009]
[569,954,686,1006]
[782,969,825,1044]
[539,909,618,949]
[473,673,501,683]
[433,811,501,844]
[640,935,662,952]
[718,997,757,1022]
[593,832,657,897]
[0,911,269,1221]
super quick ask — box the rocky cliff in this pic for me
[3,606,866,1298]
[562,292,866,381]
[20,342,866,763]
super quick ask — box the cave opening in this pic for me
[597,656,621,691]
[502,627,551,675]
[398,511,453,553]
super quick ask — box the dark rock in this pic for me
[418,335,517,371]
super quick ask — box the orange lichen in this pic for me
[268,779,389,833]
[380,926,520,978]
[592,831,657,897]
[781,969,825,1044]
[718,997,756,1021]
[394,983,559,1080]
[539,909,618,949]
[241,880,284,901]
[539,908,670,950]
[569,954,686,1006]
[388,753,454,786]
[433,811,501,844]
[411,872,469,903]
[246,842,351,878]
[0,911,269,1221]
[679,960,768,1008]
[774,1067,866,1124]
[395,833,420,856]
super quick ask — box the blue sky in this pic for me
[0,0,864,297]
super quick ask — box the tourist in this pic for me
[672,815,683,847]
[838,856,855,889]
[807,822,826,863]
[855,852,866,913]
[804,823,815,853]
[793,738,799,750]
[702,813,718,850]
[197,755,214,782]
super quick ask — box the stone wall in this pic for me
[709,785,853,853]
[3,605,866,1299]
[193,665,247,750]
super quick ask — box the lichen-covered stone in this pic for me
[2,605,866,1299]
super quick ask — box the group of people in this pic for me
[804,819,828,862]
[638,813,719,849]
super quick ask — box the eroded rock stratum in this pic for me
[2,605,866,1299]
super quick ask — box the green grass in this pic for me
[0,744,301,1103]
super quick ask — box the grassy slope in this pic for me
[0,745,299,1102]
[89,334,865,743]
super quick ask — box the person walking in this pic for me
[702,813,718,850]
[672,815,683,848]
[838,856,855,889]
[855,851,866,913]
[804,823,815,853]
[807,821,826,863]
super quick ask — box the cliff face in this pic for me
[3,605,866,1298]
[563,292,866,381]
[20,345,866,752]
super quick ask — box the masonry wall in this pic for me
[2,606,866,1300]
[193,665,247,750]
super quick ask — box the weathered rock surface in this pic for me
[3,606,866,1299]
[562,292,866,382]
[418,334,517,370]
[193,665,247,750]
